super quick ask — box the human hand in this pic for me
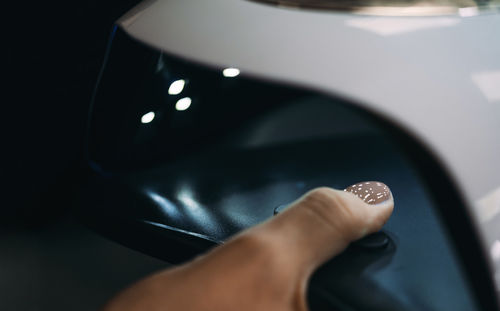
[103,182,394,311]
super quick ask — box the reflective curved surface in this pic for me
[81,28,495,310]
[249,0,500,15]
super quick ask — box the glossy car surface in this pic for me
[82,1,500,310]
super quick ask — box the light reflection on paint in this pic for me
[345,17,459,36]
[491,240,500,261]
[223,67,240,77]
[175,97,192,111]
[168,79,186,95]
[141,111,155,124]
[477,186,500,223]
[146,190,181,220]
[458,6,479,17]
[178,191,202,211]
[471,71,500,102]
[177,188,216,229]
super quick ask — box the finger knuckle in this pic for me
[304,188,367,239]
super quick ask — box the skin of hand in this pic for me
[102,184,394,311]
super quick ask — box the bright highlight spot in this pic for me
[176,97,192,111]
[477,186,500,222]
[459,7,479,17]
[472,71,500,102]
[168,79,186,95]
[491,240,500,261]
[346,17,459,36]
[223,67,240,77]
[141,111,155,124]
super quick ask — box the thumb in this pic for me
[250,182,394,274]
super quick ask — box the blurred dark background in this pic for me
[5,0,140,227]
[3,1,168,310]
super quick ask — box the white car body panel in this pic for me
[117,0,500,293]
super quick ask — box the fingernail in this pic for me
[344,181,392,205]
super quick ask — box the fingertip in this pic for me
[255,184,395,272]
[344,181,392,206]
[344,181,394,234]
